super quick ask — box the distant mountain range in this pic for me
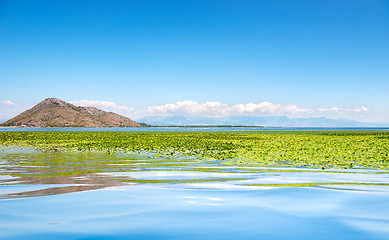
[0,98,146,128]
[136,115,389,127]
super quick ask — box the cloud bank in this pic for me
[147,101,311,117]
[318,106,369,113]
[68,99,373,122]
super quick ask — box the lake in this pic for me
[1,147,389,239]
[1,126,389,132]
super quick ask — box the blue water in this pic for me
[1,127,389,132]
[1,150,389,239]
[2,186,389,240]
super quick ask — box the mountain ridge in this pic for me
[135,115,389,128]
[0,98,146,128]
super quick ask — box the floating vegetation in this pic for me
[0,131,388,170]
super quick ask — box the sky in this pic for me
[1,0,389,123]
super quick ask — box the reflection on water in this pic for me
[2,149,388,198]
[1,149,389,239]
[0,149,253,198]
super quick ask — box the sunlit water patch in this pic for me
[1,149,389,239]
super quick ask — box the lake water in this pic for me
[1,148,389,239]
[1,127,389,132]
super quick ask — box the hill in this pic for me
[0,98,146,127]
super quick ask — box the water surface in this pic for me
[1,127,389,132]
[1,149,389,239]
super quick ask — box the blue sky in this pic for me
[1,0,388,123]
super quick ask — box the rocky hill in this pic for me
[0,98,147,127]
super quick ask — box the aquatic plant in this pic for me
[0,131,388,169]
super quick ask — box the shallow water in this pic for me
[1,149,389,239]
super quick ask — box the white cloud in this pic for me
[318,107,340,112]
[71,100,134,115]
[318,106,369,113]
[147,101,311,117]
[1,100,15,105]
[351,106,369,113]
